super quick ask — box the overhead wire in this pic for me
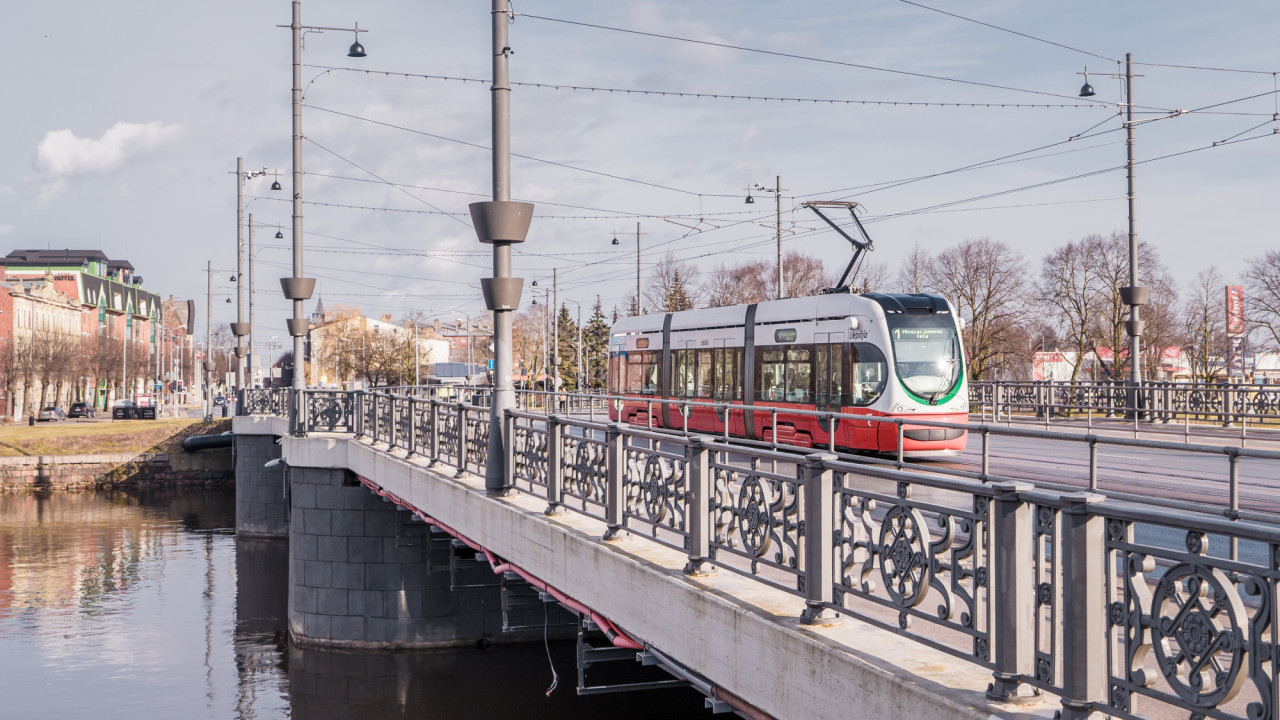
[896,0,1116,62]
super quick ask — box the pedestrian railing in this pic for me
[971,380,1280,428]
[239,386,1280,720]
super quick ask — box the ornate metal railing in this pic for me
[971,380,1280,427]
[238,386,1280,720]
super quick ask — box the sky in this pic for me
[2,1,1277,346]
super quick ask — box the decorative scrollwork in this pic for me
[737,477,773,556]
[563,436,605,504]
[512,425,548,486]
[877,505,932,608]
[641,455,671,523]
[1149,563,1248,708]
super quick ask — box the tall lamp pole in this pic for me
[745,177,786,299]
[231,159,276,391]
[472,0,533,493]
[610,224,642,315]
[204,261,213,422]
[1078,55,1184,407]
[279,2,367,397]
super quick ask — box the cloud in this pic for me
[34,121,182,200]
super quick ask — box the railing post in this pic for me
[388,396,399,451]
[546,414,565,515]
[683,436,716,576]
[430,397,440,466]
[1058,492,1106,719]
[455,402,468,478]
[502,409,516,492]
[405,398,418,458]
[603,423,629,541]
[986,481,1036,703]
[800,452,840,625]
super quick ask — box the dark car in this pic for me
[37,406,67,422]
[68,402,96,418]
[213,394,227,406]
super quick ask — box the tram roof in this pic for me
[610,294,886,335]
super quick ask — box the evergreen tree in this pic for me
[555,303,580,391]
[583,296,611,389]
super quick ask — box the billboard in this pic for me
[1226,285,1245,335]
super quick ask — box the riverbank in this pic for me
[0,419,234,492]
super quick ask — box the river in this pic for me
[0,490,712,719]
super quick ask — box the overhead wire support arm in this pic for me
[802,201,874,294]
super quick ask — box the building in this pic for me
[434,316,493,364]
[306,301,449,388]
[1,249,166,418]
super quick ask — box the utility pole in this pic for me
[774,175,783,299]
[204,261,213,422]
[473,0,533,493]
[247,213,256,389]
[1123,53,1143,392]
[234,157,245,391]
[635,223,642,315]
[413,322,420,386]
[552,268,558,392]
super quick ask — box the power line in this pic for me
[303,64,1102,109]
[897,0,1115,62]
[516,12,1119,106]
[307,104,739,198]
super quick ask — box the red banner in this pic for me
[1226,285,1245,335]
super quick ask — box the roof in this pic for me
[4,249,134,273]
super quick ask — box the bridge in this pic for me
[234,385,1280,720]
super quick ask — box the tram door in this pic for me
[814,333,845,443]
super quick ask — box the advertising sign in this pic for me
[1228,335,1247,378]
[1226,285,1246,335]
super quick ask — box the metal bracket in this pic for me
[801,200,875,294]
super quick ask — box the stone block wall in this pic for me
[0,451,233,492]
[234,434,287,537]
[287,465,555,649]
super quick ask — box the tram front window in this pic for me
[886,314,962,403]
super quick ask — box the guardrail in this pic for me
[971,380,1280,428]
[240,386,1280,720]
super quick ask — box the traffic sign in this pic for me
[487,359,495,371]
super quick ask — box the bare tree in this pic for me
[1182,267,1229,382]
[1086,231,1170,381]
[1244,249,1280,349]
[644,252,701,312]
[923,238,1029,381]
[705,259,771,307]
[846,259,890,294]
[1038,235,1104,379]
[894,243,933,294]
[781,251,833,298]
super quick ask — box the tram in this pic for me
[606,292,968,456]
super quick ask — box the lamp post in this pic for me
[231,159,277,392]
[1077,55,1184,409]
[279,2,367,397]
[745,176,786,299]
[204,261,213,422]
[471,0,533,493]
[610,223,642,315]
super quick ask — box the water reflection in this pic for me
[1,491,710,719]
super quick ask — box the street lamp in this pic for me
[231,158,279,393]
[610,223,642,315]
[278,1,368,398]
[745,177,786,299]
[1075,55,1185,404]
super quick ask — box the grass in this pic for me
[0,418,232,457]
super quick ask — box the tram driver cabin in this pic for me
[608,293,969,456]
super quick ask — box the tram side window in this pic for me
[609,353,619,394]
[756,346,813,403]
[625,351,660,395]
[696,350,713,398]
[849,343,888,406]
[713,348,741,401]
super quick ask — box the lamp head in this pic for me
[348,40,366,58]
[1079,67,1096,98]
[744,193,755,205]
[611,236,619,245]
[275,231,284,239]
[270,180,282,191]
[531,280,538,287]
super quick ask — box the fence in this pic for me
[240,387,1280,720]
[971,380,1280,428]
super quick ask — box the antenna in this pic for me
[801,201,875,294]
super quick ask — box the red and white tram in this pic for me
[607,292,968,456]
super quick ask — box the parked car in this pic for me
[213,394,227,406]
[68,402,96,418]
[37,406,67,422]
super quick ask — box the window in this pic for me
[849,343,888,407]
[695,349,713,398]
[886,314,962,403]
[713,348,742,401]
[624,351,660,395]
[756,346,812,403]
[635,337,650,349]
